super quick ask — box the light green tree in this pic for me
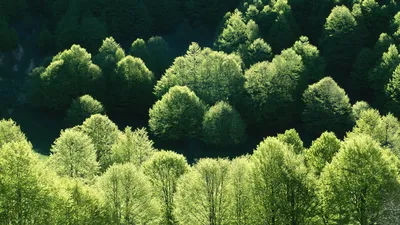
[98,163,161,224]
[143,151,189,225]
[149,86,207,140]
[251,137,315,224]
[277,128,304,154]
[319,134,400,224]
[0,119,27,148]
[174,158,232,225]
[49,129,99,179]
[351,101,371,121]
[111,127,155,166]
[154,43,245,106]
[81,114,119,171]
[304,131,341,176]
[93,37,125,79]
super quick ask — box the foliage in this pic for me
[49,129,99,179]
[0,119,27,148]
[149,86,207,140]
[305,131,341,176]
[319,134,400,224]
[277,128,304,154]
[98,163,161,224]
[143,151,189,224]
[93,37,125,79]
[154,43,245,106]
[66,95,105,126]
[174,158,232,225]
[302,77,352,139]
[111,127,155,166]
[110,56,154,114]
[202,101,246,146]
[29,45,104,111]
[351,101,371,121]
[0,17,18,51]
[81,114,119,171]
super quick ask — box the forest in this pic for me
[1,0,400,224]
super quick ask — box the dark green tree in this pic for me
[79,16,108,53]
[0,18,18,51]
[202,101,246,146]
[302,77,352,139]
[146,36,172,78]
[66,95,105,126]
[110,56,154,114]
[129,38,149,63]
[320,5,362,86]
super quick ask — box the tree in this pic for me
[30,45,104,111]
[244,38,273,67]
[291,36,325,84]
[0,141,55,224]
[0,119,27,148]
[49,129,99,179]
[304,131,341,176]
[98,163,161,224]
[66,95,105,126]
[93,37,125,80]
[251,137,315,224]
[129,38,149,63]
[144,0,182,33]
[110,56,154,114]
[54,6,80,51]
[202,101,246,146]
[228,156,254,225]
[320,5,362,86]
[174,158,232,225]
[143,151,189,225]
[81,114,119,171]
[154,43,245,106]
[111,127,155,166]
[146,36,172,78]
[385,64,400,115]
[149,86,207,140]
[319,134,400,224]
[244,48,304,128]
[351,101,371,121]
[277,128,304,154]
[79,16,108,53]
[369,45,400,108]
[302,77,352,139]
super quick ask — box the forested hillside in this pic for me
[1,0,400,224]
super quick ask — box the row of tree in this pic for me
[1,108,399,224]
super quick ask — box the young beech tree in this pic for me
[81,114,119,171]
[0,119,27,148]
[149,86,207,140]
[351,101,371,121]
[385,64,400,115]
[227,156,254,225]
[277,128,304,154]
[319,134,400,224]
[244,48,304,127]
[320,5,362,86]
[154,43,245,106]
[98,163,161,225]
[0,141,54,224]
[369,45,400,108]
[202,101,246,146]
[49,129,99,179]
[304,131,341,176]
[251,137,315,224]
[302,77,352,139]
[93,37,125,80]
[66,95,105,126]
[174,158,231,225]
[143,151,189,225]
[111,127,155,166]
[30,45,104,111]
[110,55,154,114]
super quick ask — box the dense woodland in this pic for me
[1,0,400,224]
